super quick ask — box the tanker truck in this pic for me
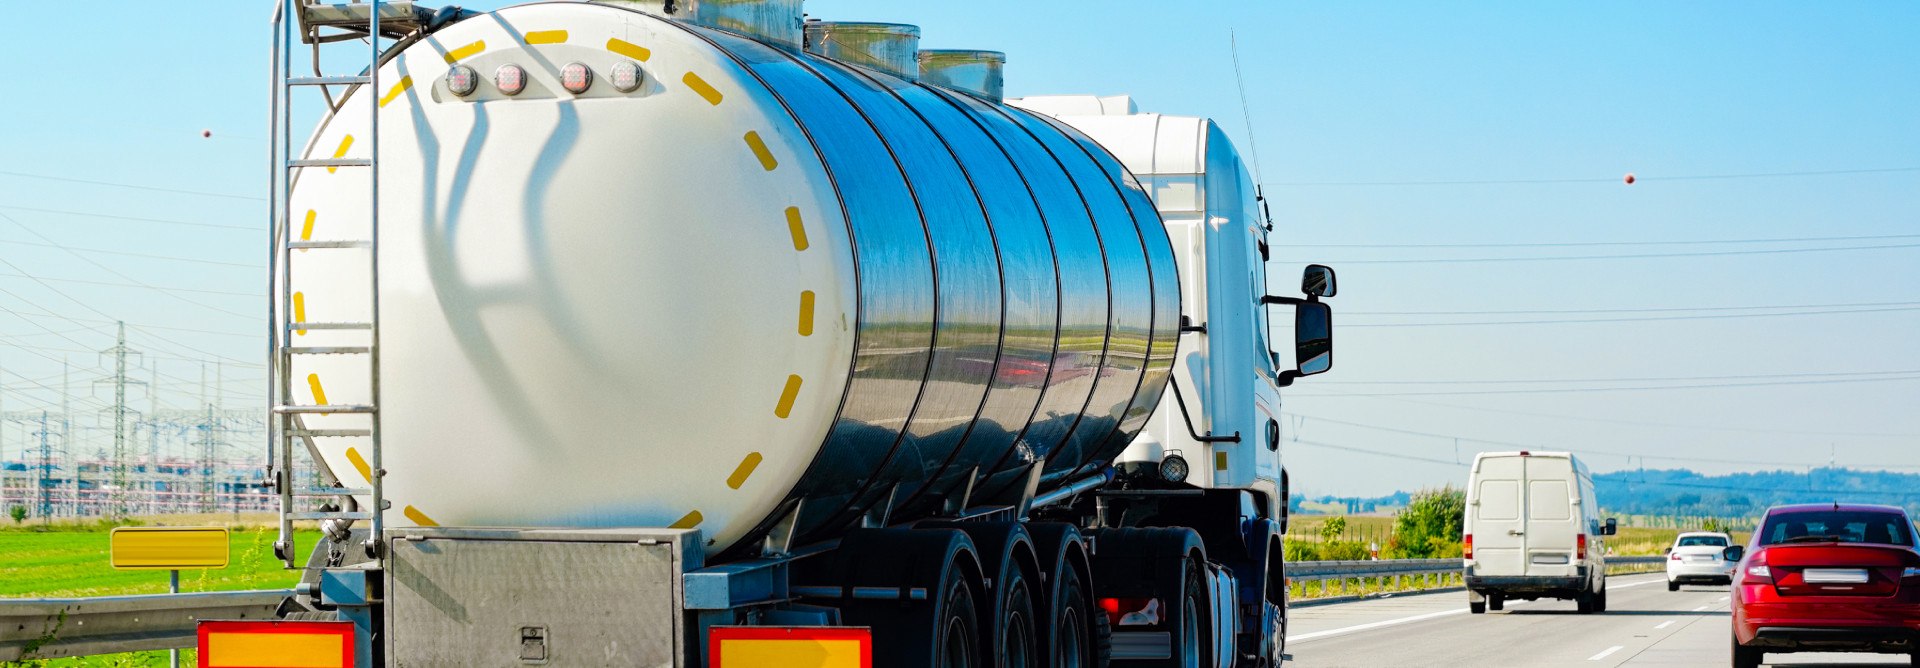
[218,1,1339,666]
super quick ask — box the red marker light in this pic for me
[1624,173,1636,185]
[201,130,212,138]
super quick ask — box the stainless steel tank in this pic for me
[287,1,1179,555]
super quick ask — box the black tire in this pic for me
[1669,580,1680,592]
[1595,586,1608,613]
[1575,590,1595,614]
[1488,594,1504,612]
[1050,557,1096,668]
[1173,559,1213,668]
[1731,633,1762,668]
[993,566,1040,668]
[1091,599,1113,668]
[937,565,985,668]
[1470,600,1487,614]
[1908,652,1919,668]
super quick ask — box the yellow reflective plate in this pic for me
[110,526,230,570]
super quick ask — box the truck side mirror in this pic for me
[1604,518,1618,536]
[1723,545,1745,563]
[1293,302,1331,376]
[1302,264,1336,297]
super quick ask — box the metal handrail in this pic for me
[0,589,292,662]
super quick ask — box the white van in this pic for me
[1463,451,1617,614]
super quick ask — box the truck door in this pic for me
[1471,457,1525,576]
[1523,458,1574,577]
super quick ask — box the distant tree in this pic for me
[1318,516,1348,543]
[1701,517,1726,533]
[1390,487,1467,559]
[8,505,26,525]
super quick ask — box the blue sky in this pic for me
[0,2,1913,496]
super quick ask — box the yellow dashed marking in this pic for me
[607,38,651,61]
[683,72,723,105]
[403,506,439,527]
[774,375,802,418]
[670,510,704,529]
[300,210,316,243]
[345,448,373,483]
[1215,451,1229,471]
[744,131,777,171]
[442,40,486,64]
[727,453,763,490]
[292,292,308,336]
[327,135,353,174]
[307,373,328,405]
[785,207,809,251]
[797,291,815,336]
[378,76,414,108]
[524,30,568,45]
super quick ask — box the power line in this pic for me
[1284,412,1825,468]
[1292,374,1920,397]
[1348,300,1920,316]
[1291,232,1920,249]
[0,169,263,202]
[1343,305,1920,327]
[0,209,259,318]
[1279,241,1920,265]
[0,270,257,297]
[0,305,259,336]
[1324,395,1919,439]
[1263,166,1920,187]
[0,205,258,232]
[1312,368,1920,386]
[0,237,256,268]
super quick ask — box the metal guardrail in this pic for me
[1291,555,1666,581]
[0,589,291,661]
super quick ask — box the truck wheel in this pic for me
[1091,598,1113,668]
[1470,600,1486,614]
[938,565,985,668]
[1488,594,1504,611]
[1175,559,1211,668]
[1575,590,1595,614]
[1050,556,1096,668]
[994,566,1040,668]
[1595,586,1608,612]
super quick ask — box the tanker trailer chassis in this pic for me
[263,475,1286,668]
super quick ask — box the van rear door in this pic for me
[1471,456,1526,576]
[1523,457,1577,576]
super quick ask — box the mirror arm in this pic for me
[1260,295,1308,306]
[1275,370,1301,388]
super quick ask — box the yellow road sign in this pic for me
[110,526,230,570]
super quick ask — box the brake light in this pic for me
[1098,597,1160,627]
[1464,534,1473,560]
[1577,534,1587,561]
[1670,552,1682,561]
[1743,551,1772,584]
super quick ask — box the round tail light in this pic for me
[560,62,594,94]
[445,65,478,97]
[610,61,644,92]
[495,64,528,96]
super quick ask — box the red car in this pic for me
[1730,503,1920,667]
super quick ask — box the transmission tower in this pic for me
[94,322,145,520]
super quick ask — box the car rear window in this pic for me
[1758,511,1915,546]
[1676,535,1728,547]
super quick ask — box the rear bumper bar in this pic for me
[1746,626,1920,653]
[1467,571,1586,595]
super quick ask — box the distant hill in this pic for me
[1595,467,1920,518]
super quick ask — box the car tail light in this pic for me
[1577,534,1587,560]
[1744,552,1773,584]
[1098,597,1160,627]
[1670,552,1682,561]
[560,62,594,93]
[1463,534,1473,560]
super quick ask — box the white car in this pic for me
[1665,531,1735,590]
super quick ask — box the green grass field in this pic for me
[2,521,321,667]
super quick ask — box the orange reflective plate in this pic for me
[197,620,353,668]
[710,627,871,668]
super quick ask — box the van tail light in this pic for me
[1463,534,1473,560]
[1577,534,1587,561]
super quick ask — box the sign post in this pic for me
[110,526,231,668]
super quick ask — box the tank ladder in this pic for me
[267,1,427,567]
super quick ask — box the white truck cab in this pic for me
[1463,451,1618,614]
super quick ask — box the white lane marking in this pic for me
[1692,605,1711,612]
[1588,645,1624,661]
[1654,620,1675,629]
[1286,574,1667,644]
[1287,608,1467,643]
[1716,595,1730,603]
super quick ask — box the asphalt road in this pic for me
[1285,572,1910,667]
